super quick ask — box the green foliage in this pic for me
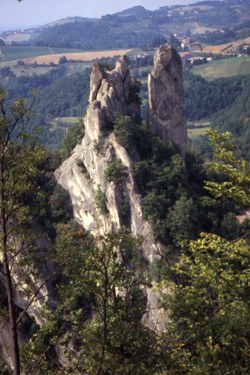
[0,357,9,375]
[162,129,250,374]
[205,129,250,206]
[53,227,162,374]
[185,73,250,161]
[29,1,247,51]
[60,118,84,159]
[112,115,153,158]
[119,193,131,227]
[166,195,199,246]
[35,70,90,118]
[38,182,73,240]
[95,185,108,215]
[21,336,60,375]
[184,71,243,121]
[113,115,139,155]
[211,75,250,160]
[105,159,128,184]
[0,89,57,373]
[0,66,90,150]
[134,142,200,245]
[164,233,250,374]
[0,90,51,225]
[32,18,164,50]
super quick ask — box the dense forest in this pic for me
[0,65,90,149]
[32,20,163,50]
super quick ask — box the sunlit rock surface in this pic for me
[55,46,187,331]
[148,45,187,154]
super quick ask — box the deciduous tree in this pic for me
[0,90,51,374]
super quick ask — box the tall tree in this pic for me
[0,90,51,374]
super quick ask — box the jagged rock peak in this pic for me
[115,54,130,75]
[88,55,141,130]
[55,53,168,331]
[148,44,188,154]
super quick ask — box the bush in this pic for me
[105,159,128,184]
[113,115,137,155]
[95,185,108,215]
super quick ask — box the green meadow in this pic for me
[192,56,250,80]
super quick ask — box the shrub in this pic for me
[95,185,108,215]
[105,159,128,184]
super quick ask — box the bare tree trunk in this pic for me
[3,251,20,375]
[1,159,20,375]
[97,273,108,375]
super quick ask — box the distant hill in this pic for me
[43,16,91,28]
[1,0,249,49]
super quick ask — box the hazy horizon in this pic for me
[0,0,203,30]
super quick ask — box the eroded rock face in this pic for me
[0,47,188,369]
[55,56,157,260]
[148,45,188,154]
[88,56,141,128]
[55,47,187,332]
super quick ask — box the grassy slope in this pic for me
[188,127,208,138]
[192,56,250,80]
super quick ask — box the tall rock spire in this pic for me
[55,50,186,332]
[148,45,188,154]
[88,55,141,130]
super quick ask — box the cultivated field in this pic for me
[187,121,210,138]
[23,49,132,64]
[49,117,79,132]
[192,56,250,80]
[201,37,250,54]
[188,127,208,138]
[0,46,81,62]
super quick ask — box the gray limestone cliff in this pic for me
[55,46,187,330]
[148,45,188,154]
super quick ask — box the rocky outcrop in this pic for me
[0,46,188,370]
[148,45,187,154]
[89,56,141,129]
[55,56,157,261]
[55,46,187,331]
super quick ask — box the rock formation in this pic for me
[0,46,187,370]
[148,45,187,154]
[89,56,141,128]
[55,55,158,261]
[55,46,187,330]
